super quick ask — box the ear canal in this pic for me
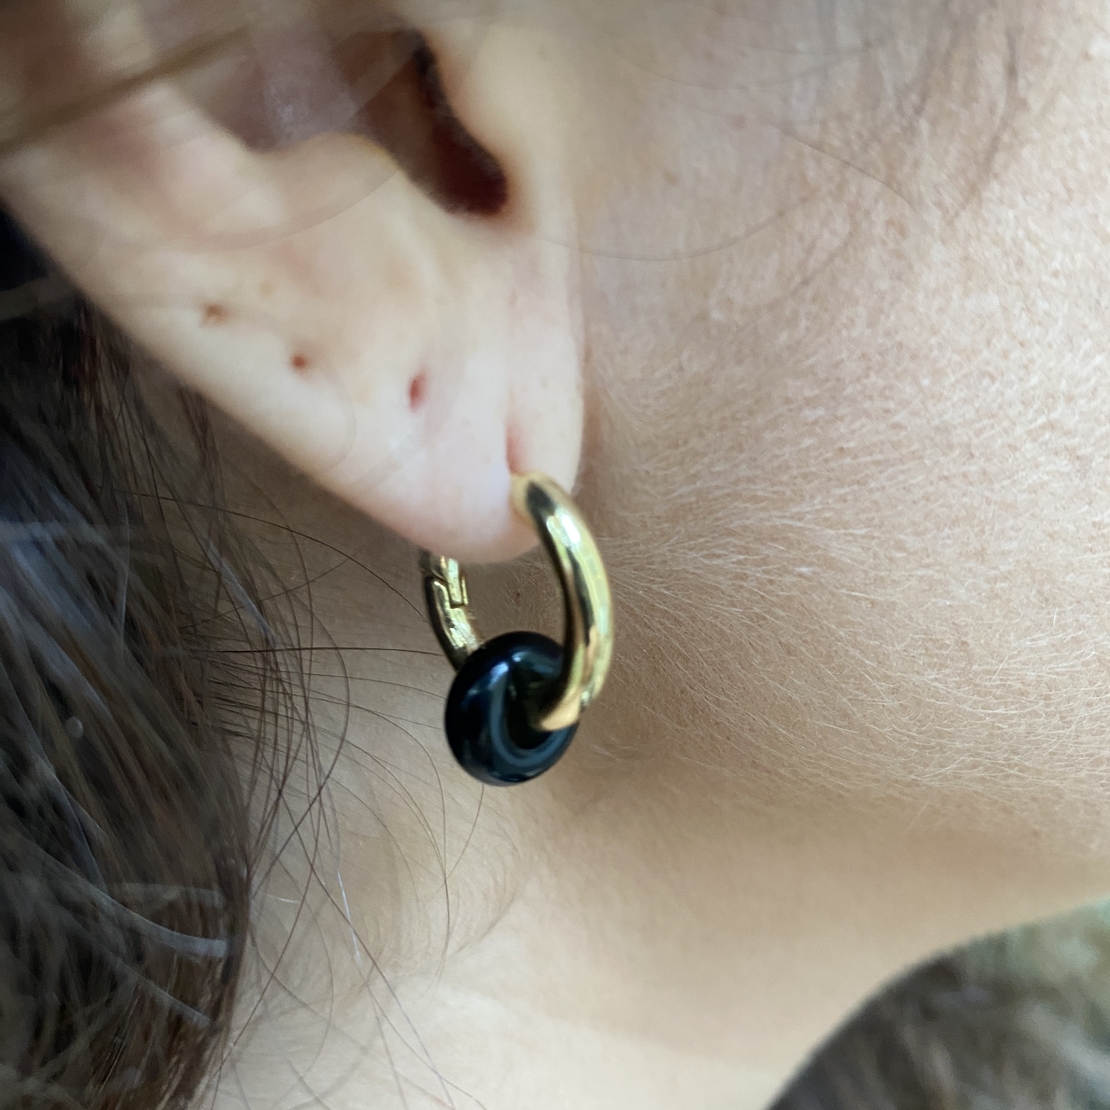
[184,18,509,217]
[341,30,508,216]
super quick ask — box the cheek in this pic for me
[599,339,1110,845]
[751,360,1110,798]
[583,76,1110,848]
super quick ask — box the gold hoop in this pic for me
[420,473,613,732]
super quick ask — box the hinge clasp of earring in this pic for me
[420,551,482,670]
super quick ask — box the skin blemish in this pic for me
[201,303,229,326]
[408,371,428,411]
[290,353,311,374]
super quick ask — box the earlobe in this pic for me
[0,13,584,563]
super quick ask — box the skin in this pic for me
[4,0,1110,1105]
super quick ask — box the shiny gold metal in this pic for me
[420,473,614,732]
[420,551,482,670]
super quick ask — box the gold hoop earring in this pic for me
[420,473,613,785]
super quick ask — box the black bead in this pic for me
[444,631,577,786]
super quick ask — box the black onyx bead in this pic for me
[445,631,577,786]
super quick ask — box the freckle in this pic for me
[202,303,228,326]
[259,281,274,298]
[290,352,311,373]
[408,371,427,411]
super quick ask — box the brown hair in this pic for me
[0,212,306,1110]
[778,906,1110,1110]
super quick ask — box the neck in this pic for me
[210,432,1104,1110]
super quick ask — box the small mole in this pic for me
[408,372,427,410]
[290,352,311,373]
[202,303,228,326]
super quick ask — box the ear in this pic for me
[0,10,583,562]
